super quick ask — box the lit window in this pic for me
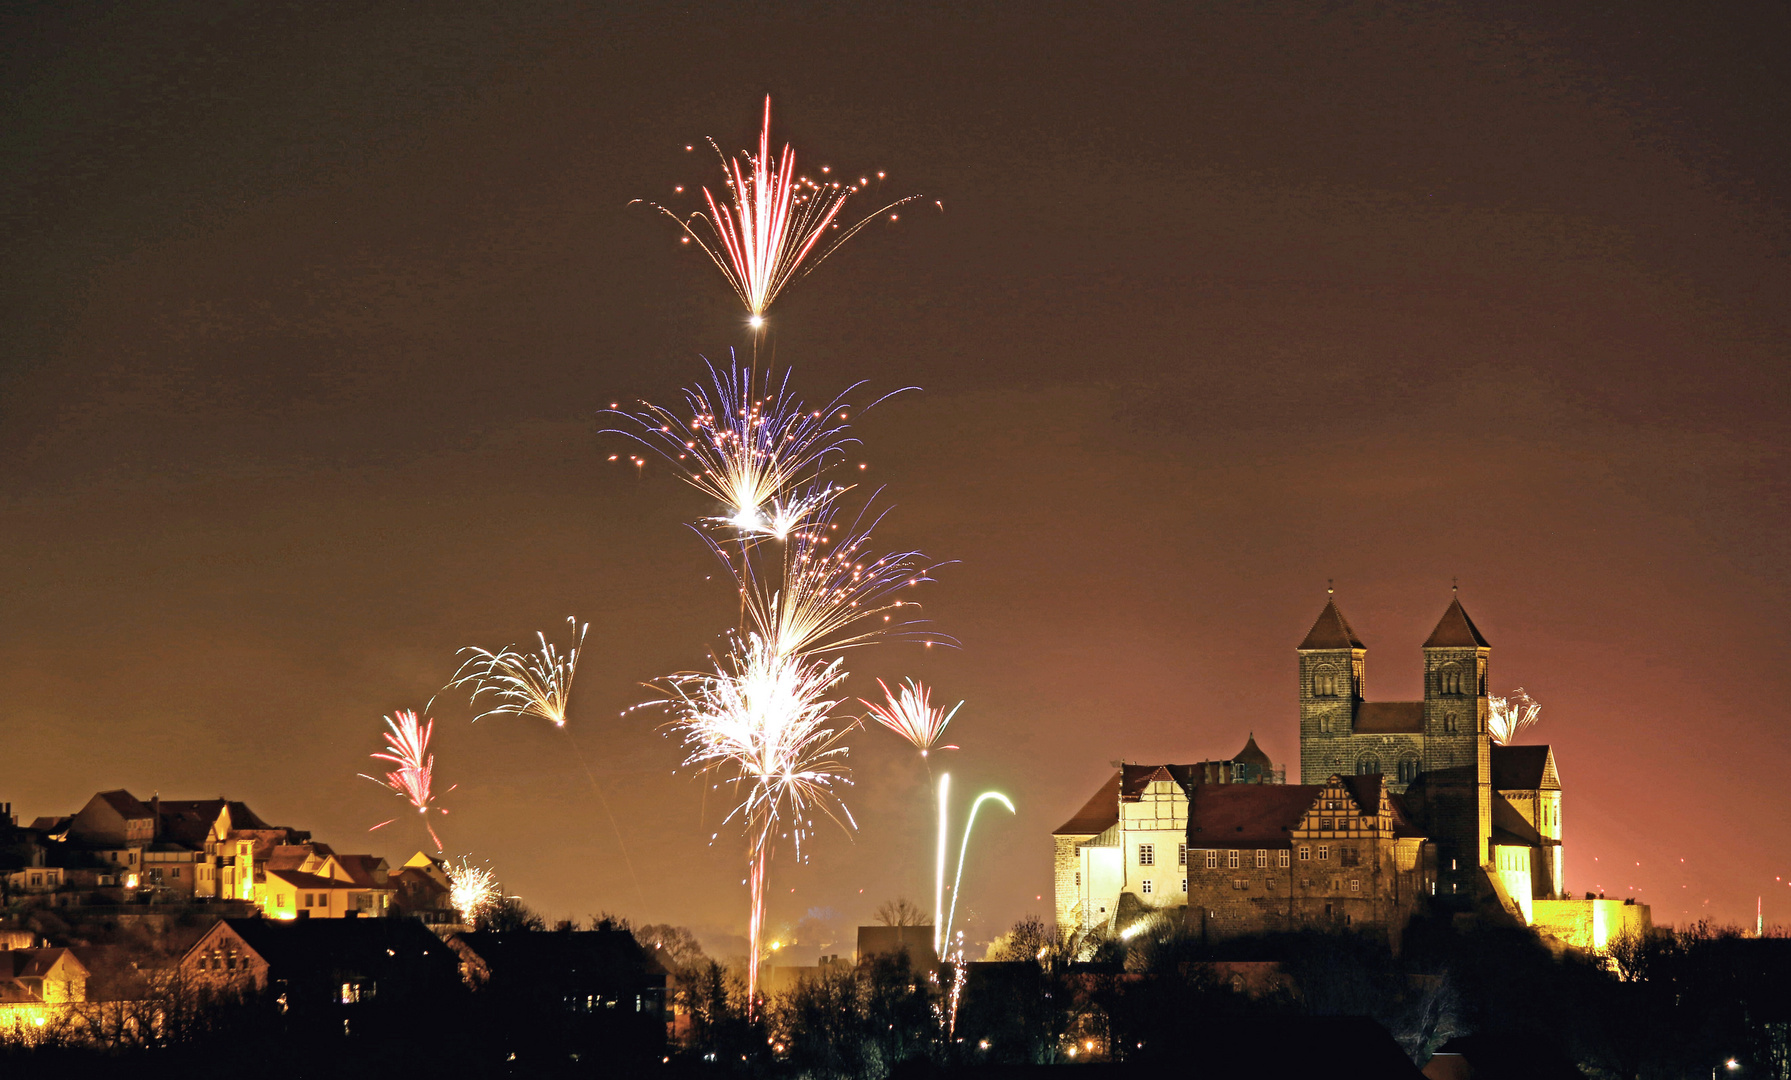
[1141,880,1153,895]
[1299,846,1310,861]
[1317,846,1330,861]
[1178,843,1187,867]
[1205,851,1218,869]
[1138,844,1154,867]
[1279,851,1290,868]
[1227,851,1240,870]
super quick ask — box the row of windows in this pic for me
[1137,879,1188,895]
[1135,843,1189,867]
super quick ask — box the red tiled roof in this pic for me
[1299,600,1365,650]
[1054,771,1121,835]
[1354,702,1424,733]
[1186,784,1322,849]
[1424,597,1490,648]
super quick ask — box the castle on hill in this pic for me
[1052,593,1649,951]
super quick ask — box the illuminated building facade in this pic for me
[1053,594,1651,949]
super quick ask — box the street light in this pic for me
[1716,1059,1740,1080]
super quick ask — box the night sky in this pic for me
[3,2,1787,957]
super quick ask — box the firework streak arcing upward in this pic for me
[863,678,961,950]
[655,632,857,998]
[361,710,455,852]
[642,95,917,326]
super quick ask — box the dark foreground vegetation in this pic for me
[3,907,1788,1079]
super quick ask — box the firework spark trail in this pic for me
[604,358,913,541]
[446,858,500,928]
[943,790,1016,946]
[726,500,943,661]
[640,95,918,326]
[360,710,454,852]
[450,617,586,726]
[449,618,647,908]
[863,678,962,951]
[1489,688,1542,744]
[863,678,961,757]
[655,631,858,998]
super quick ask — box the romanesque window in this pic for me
[1138,844,1154,866]
[1227,850,1240,869]
[1438,663,1465,696]
[1141,880,1153,895]
[1357,755,1381,776]
[1317,845,1330,861]
[1443,713,1459,735]
[1313,665,1338,696]
[1178,843,1187,867]
[1298,846,1310,861]
[1279,851,1291,868]
[1206,850,1218,869]
[1397,756,1421,784]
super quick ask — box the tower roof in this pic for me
[1423,597,1490,648]
[1232,734,1273,770]
[1298,599,1365,650]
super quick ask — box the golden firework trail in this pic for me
[943,790,1016,946]
[605,358,911,542]
[654,631,857,999]
[450,617,586,726]
[449,618,647,907]
[641,95,918,326]
[1489,687,1542,744]
[361,710,455,852]
[446,858,500,928]
[724,500,943,661]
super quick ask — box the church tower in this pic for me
[1297,596,1366,785]
[1421,594,1494,873]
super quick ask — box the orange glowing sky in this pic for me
[1,2,1786,955]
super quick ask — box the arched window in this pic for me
[1437,663,1463,696]
[1397,756,1421,784]
[1313,665,1337,697]
[1442,712,1459,735]
[1356,755,1381,776]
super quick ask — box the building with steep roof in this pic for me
[1052,736,1288,932]
[1052,592,1648,950]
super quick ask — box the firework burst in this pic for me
[451,617,586,726]
[446,858,500,928]
[361,710,454,851]
[606,358,910,541]
[726,501,941,660]
[642,95,917,326]
[655,631,857,997]
[1489,687,1542,744]
[863,678,960,757]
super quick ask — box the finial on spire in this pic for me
[1452,576,1458,595]
[1327,578,1334,597]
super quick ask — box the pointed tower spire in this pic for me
[1300,595,1365,650]
[1424,594,1490,648]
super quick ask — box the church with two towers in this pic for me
[1052,593,1648,951]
